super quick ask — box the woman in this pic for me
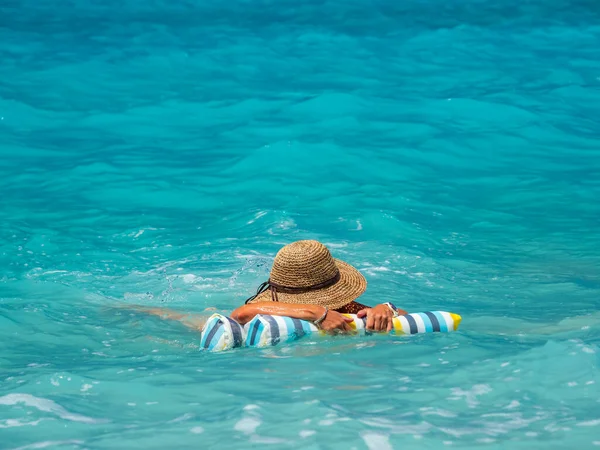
[231,240,407,333]
[135,240,406,333]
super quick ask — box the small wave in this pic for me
[11,440,84,450]
[0,393,108,424]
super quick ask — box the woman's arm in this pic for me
[231,302,324,324]
[231,302,355,333]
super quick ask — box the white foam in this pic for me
[168,413,194,423]
[578,419,600,427]
[12,440,84,450]
[249,435,287,444]
[361,432,392,450]
[182,274,197,283]
[247,211,268,224]
[449,385,492,408]
[420,407,457,418]
[0,394,107,424]
[234,417,261,434]
[0,418,43,429]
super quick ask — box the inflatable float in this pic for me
[200,311,462,352]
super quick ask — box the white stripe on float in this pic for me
[439,312,454,331]
[412,314,426,333]
[352,316,366,332]
[216,333,227,351]
[273,315,289,340]
[396,315,410,334]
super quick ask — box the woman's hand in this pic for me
[356,304,396,332]
[318,309,355,334]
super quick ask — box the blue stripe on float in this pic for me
[248,319,261,346]
[301,319,313,334]
[254,321,266,346]
[262,315,280,345]
[290,318,305,340]
[207,323,225,351]
[417,313,433,333]
[360,316,372,335]
[226,317,244,347]
[200,318,214,348]
[202,320,223,349]
[281,316,295,340]
[424,311,441,332]
[432,311,448,332]
[404,314,418,334]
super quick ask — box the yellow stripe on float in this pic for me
[450,313,462,331]
[392,317,405,335]
[342,314,358,331]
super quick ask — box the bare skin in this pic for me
[231,302,402,333]
[123,305,213,331]
[357,304,400,332]
[125,302,405,334]
[231,302,354,333]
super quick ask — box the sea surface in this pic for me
[1,0,600,448]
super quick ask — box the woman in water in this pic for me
[231,240,406,332]
[138,240,406,333]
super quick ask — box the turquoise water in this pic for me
[1,0,600,447]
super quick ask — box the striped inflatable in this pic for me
[245,314,320,347]
[391,311,461,335]
[245,311,462,348]
[199,311,461,351]
[199,313,246,351]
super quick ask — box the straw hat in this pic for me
[245,240,367,310]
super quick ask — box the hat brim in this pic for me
[248,259,367,310]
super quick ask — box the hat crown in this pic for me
[270,240,339,288]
